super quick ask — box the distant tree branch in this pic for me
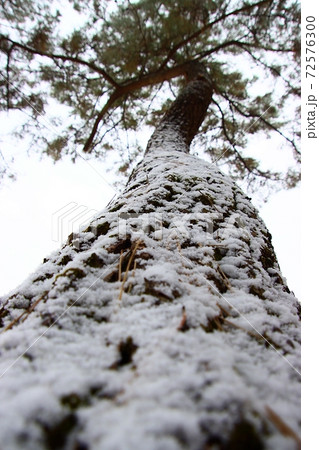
[0,34,120,88]
[240,47,300,95]
[83,61,194,152]
[218,90,300,158]
[127,0,148,75]
[211,97,279,181]
[197,40,298,62]
[159,0,273,69]
[5,44,13,109]
[257,115,300,158]
[83,90,123,153]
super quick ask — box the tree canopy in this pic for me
[0,0,300,190]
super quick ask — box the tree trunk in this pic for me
[0,63,300,450]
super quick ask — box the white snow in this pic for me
[0,142,300,449]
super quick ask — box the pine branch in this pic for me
[240,47,300,95]
[220,90,300,158]
[197,40,298,62]
[158,0,273,69]
[83,62,194,153]
[211,97,280,182]
[1,34,120,88]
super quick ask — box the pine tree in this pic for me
[0,0,300,189]
[0,62,300,449]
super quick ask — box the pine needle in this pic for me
[118,250,123,281]
[118,240,141,301]
[265,405,301,450]
[217,265,232,290]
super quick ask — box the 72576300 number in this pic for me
[306,16,316,78]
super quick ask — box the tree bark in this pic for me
[146,61,213,153]
[0,65,300,450]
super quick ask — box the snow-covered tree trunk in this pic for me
[0,63,300,450]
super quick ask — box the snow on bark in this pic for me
[0,65,300,449]
[0,147,300,449]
